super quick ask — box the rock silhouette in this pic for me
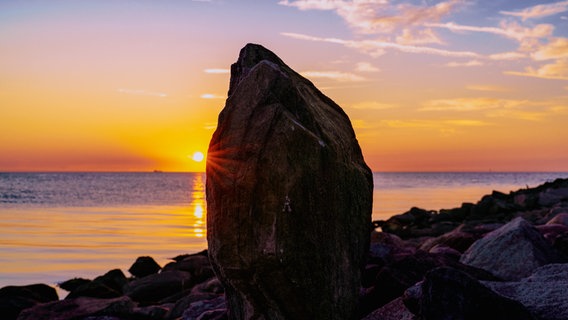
[206,43,373,319]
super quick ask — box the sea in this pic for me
[1,172,567,291]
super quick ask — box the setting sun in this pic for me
[191,152,205,162]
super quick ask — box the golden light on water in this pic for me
[190,174,206,238]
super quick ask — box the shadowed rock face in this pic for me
[206,43,373,320]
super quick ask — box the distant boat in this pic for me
[153,170,163,173]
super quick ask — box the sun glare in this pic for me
[191,151,205,162]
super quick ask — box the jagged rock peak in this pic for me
[228,43,290,96]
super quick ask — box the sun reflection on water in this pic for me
[190,174,206,238]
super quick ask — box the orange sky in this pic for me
[1,0,567,172]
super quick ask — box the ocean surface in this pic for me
[1,172,567,291]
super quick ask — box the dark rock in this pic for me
[191,278,224,295]
[358,250,497,318]
[169,293,221,319]
[547,212,568,226]
[16,296,135,320]
[0,284,58,320]
[65,269,127,299]
[460,217,565,280]
[128,256,161,278]
[206,43,373,320]
[419,225,479,253]
[419,267,534,320]
[59,278,91,292]
[380,207,435,237]
[123,270,192,305]
[163,254,214,282]
[484,263,568,320]
[361,297,414,320]
[171,249,209,262]
[181,296,226,320]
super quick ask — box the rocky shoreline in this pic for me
[1,177,567,319]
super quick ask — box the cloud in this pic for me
[200,93,225,99]
[500,1,568,21]
[532,38,568,61]
[422,97,564,121]
[446,60,483,67]
[421,98,526,112]
[117,88,167,98]
[204,68,230,74]
[301,70,366,82]
[281,32,480,58]
[203,122,217,130]
[427,21,554,43]
[355,62,380,72]
[380,119,491,129]
[396,28,444,45]
[349,101,395,110]
[506,59,568,80]
[466,85,510,92]
[489,51,527,60]
[279,0,462,37]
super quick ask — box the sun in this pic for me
[191,151,205,162]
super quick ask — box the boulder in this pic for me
[460,217,565,280]
[65,269,128,299]
[547,212,568,226]
[16,296,135,320]
[419,225,479,253]
[0,284,58,320]
[123,270,192,305]
[419,267,534,320]
[128,256,161,278]
[484,263,568,320]
[181,296,227,320]
[163,254,214,282]
[206,43,373,319]
[361,297,414,320]
[359,250,496,318]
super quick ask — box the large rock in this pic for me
[460,217,564,280]
[206,43,373,319]
[16,296,135,320]
[0,284,58,320]
[123,270,192,305]
[484,263,568,320]
[419,267,534,320]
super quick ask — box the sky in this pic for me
[1,0,567,172]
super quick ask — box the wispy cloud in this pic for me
[200,93,225,99]
[355,62,380,73]
[500,1,568,21]
[380,119,491,129]
[466,85,510,92]
[506,59,568,80]
[349,101,396,110]
[420,98,519,112]
[279,0,462,38]
[301,70,366,82]
[204,68,230,74]
[446,60,483,67]
[422,97,564,121]
[203,122,217,130]
[532,38,568,61]
[117,88,167,98]
[489,52,527,61]
[426,21,554,43]
[281,32,480,58]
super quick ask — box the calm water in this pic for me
[1,172,567,289]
